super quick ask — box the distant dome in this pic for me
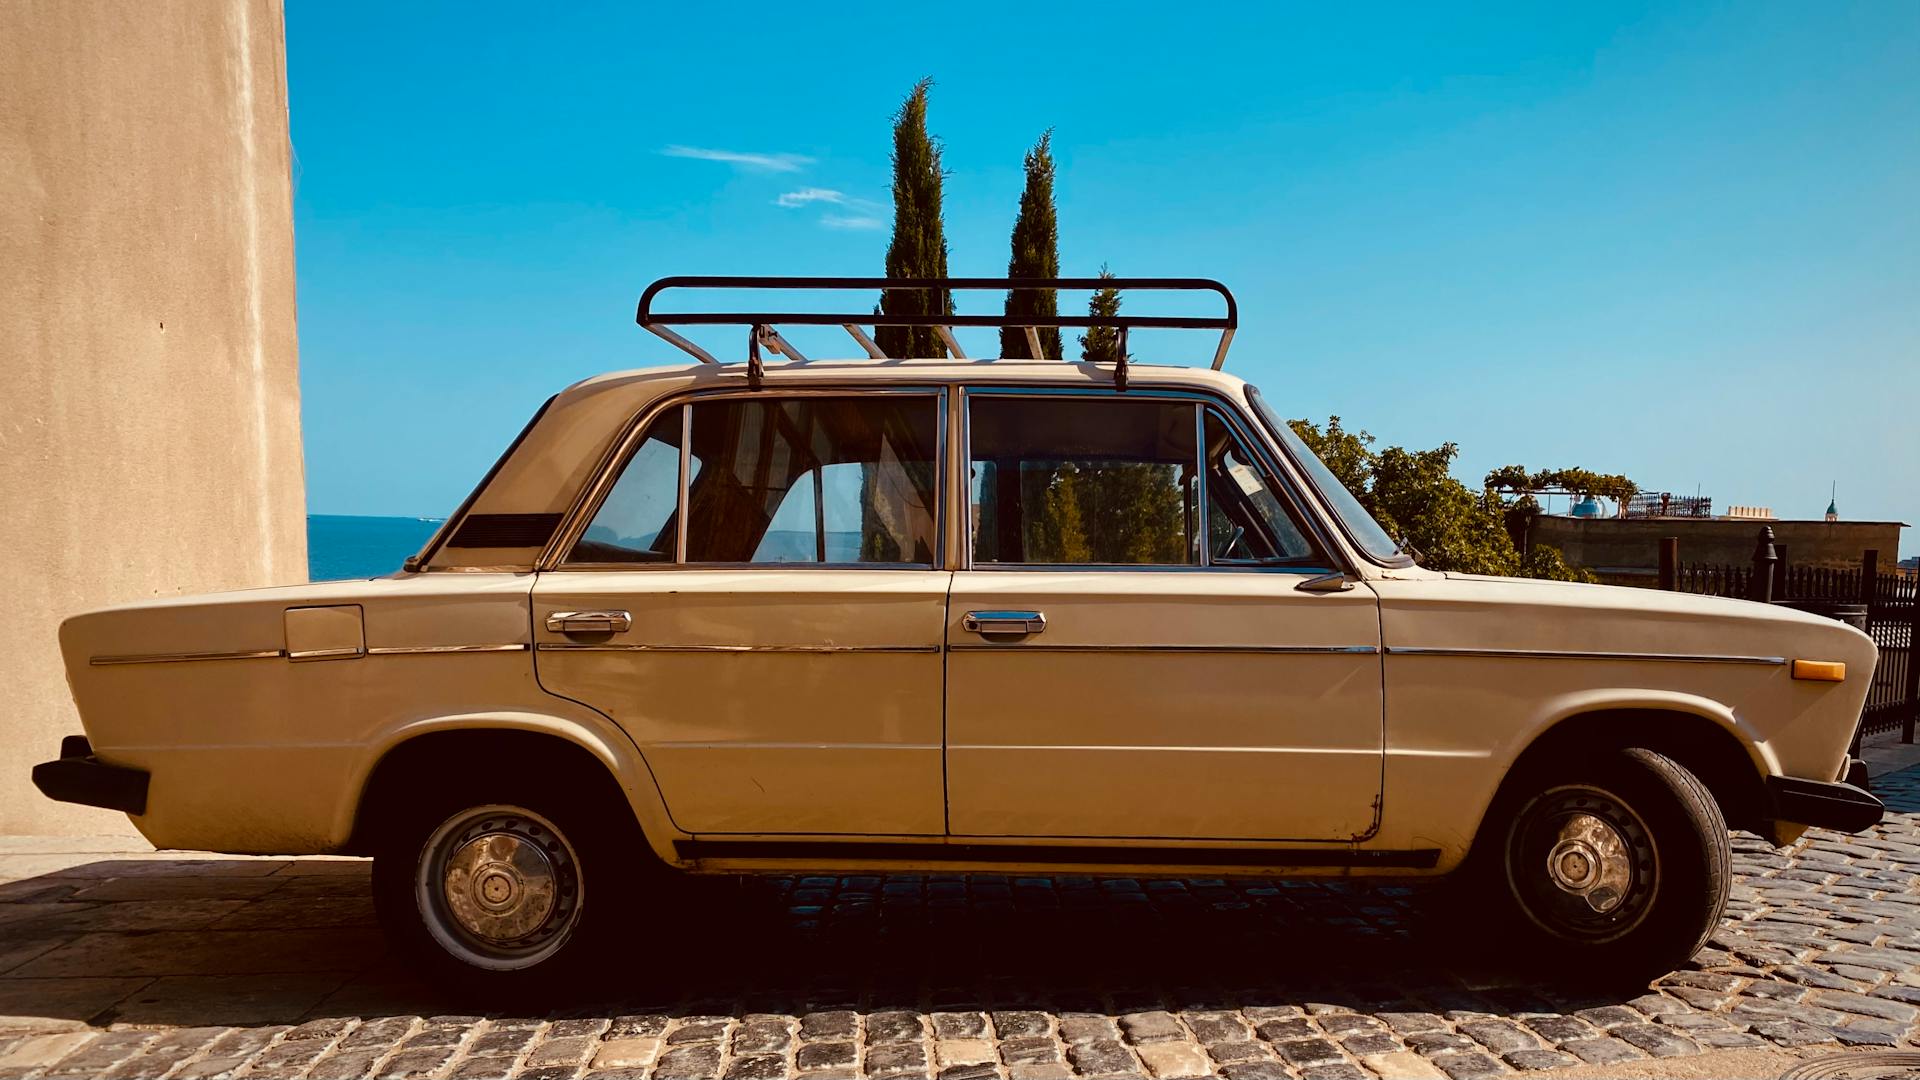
[1572,495,1603,518]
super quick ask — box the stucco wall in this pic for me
[1533,516,1905,585]
[0,0,305,835]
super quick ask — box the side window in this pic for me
[571,408,684,563]
[1203,410,1316,564]
[684,397,939,565]
[969,397,1198,565]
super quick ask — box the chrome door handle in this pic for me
[963,610,1047,635]
[545,610,632,635]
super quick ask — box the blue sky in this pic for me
[288,2,1918,554]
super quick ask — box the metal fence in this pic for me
[1660,532,1918,743]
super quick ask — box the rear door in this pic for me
[533,389,950,836]
[945,390,1385,842]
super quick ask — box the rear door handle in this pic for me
[545,610,632,635]
[963,610,1047,635]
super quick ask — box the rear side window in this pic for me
[685,397,938,565]
[969,397,1199,565]
[570,394,941,567]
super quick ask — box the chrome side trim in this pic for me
[535,643,942,654]
[366,644,530,656]
[950,644,1380,655]
[1385,646,1787,666]
[90,649,285,666]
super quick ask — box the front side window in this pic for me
[683,397,939,565]
[970,397,1198,565]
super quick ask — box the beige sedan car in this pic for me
[36,278,1882,993]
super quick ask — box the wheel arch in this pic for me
[1499,702,1774,837]
[338,713,685,866]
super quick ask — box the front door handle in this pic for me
[963,610,1047,635]
[545,610,632,635]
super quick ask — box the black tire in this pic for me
[1470,747,1729,985]
[370,764,646,1000]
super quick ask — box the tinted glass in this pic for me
[571,409,683,563]
[685,397,938,565]
[1204,410,1315,563]
[970,397,1198,565]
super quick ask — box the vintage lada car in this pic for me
[36,277,1883,992]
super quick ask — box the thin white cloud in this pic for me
[821,214,885,231]
[777,187,847,208]
[662,145,814,173]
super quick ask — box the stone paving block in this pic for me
[447,1056,519,1079]
[1274,1037,1343,1067]
[1254,1017,1315,1042]
[1301,1064,1370,1080]
[1457,1018,1535,1054]
[1377,1012,1446,1035]
[798,1040,858,1069]
[595,1037,663,1068]
[1120,1011,1185,1043]
[306,1050,384,1080]
[1220,1064,1290,1080]
[935,1038,996,1068]
[377,1046,460,1078]
[1428,1051,1504,1080]
[866,1041,930,1076]
[864,1011,924,1044]
[655,1043,723,1080]
[608,1013,671,1039]
[724,1053,787,1079]
[1810,987,1920,1022]
[802,1011,860,1040]
[1361,1050,1446,1078]
[1182,1009,1249,1043]
[992,1011,1050,1039]
[1008,1066,1072,1080]
[1067,1037,1140,1077]
[527,1034,598,1067]
[1206,1039,1272,1064]
[1560,1037,1643,1065]
[1502,1047,1578,1071]
[1135,1040,1212,1078]
[999,1036,1062,1065]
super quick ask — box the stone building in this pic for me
[1532,515,1905,588]
[0,1,305,834]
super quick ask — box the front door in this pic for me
[533,390,949,836]
[945,391,1384,841]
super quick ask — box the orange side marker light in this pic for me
[1792,660,1846,682]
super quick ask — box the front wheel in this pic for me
[1486,748,1730,984]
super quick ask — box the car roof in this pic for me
[418,357,1258,571]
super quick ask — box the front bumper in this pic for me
[32,735,148,815]
[1767,758,1883,834]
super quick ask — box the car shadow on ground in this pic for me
[0,855,1664,1030]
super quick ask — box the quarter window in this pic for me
[572,411,683,563]
[969,397,1199,565]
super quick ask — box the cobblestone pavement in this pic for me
[3,766,1920,1079]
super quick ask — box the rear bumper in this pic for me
[1767,759,1883,834]
[32,736,148,815]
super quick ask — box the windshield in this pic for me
[1246,385,1408,565]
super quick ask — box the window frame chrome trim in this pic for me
[957,384,1350,575]
[1384,646,1788,666]
[534,642,941,654]
[540,385,949,573]
[949,643,1380,655]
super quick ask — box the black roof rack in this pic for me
[635,275,1237,390]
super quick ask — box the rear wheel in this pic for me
[372,772,642,997]
[1481,748,1729,984]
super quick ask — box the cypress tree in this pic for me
[1078,264,1126,363]
[1000,130,1061,360]
[876,78,952,358]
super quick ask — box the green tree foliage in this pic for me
[876,78,952,359]
[1000,131,1062,360]
[1020,461,1187,564]
[1288,416,1604,582]
[1078,265,1125,363]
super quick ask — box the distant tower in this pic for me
[1825,483,1838,523]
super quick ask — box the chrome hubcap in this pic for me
[1507,784,1658,943]
[445,832,559,942]
[1545,813,1632,914]
[415,805,582,971]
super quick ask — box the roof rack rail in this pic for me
[635,275,1237,389]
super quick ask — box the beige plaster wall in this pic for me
[0,0,306,835]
